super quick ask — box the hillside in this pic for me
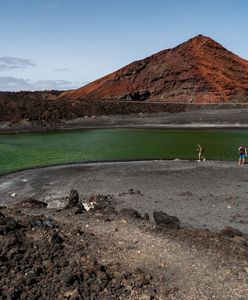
[61,35,248,103]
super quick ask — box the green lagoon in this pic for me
[0,128,247,175]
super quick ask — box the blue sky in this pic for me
[0,0,247,91]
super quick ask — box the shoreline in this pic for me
[2,123,248,135]
[0,158,240,178]
[1,160,248,233]
[1,107,248,133]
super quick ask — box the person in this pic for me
[238,145,247,165]
[196,144,206,162]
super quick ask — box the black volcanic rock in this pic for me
[153,211,180,229]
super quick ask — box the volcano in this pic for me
[61,35,248,103]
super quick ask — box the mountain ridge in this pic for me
[61,35,248,103]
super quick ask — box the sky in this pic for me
[0,0,248,91]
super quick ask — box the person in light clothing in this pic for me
[196,144,206,162]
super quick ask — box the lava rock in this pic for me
[61,271,75,286]
[18,198,48,208]
[51,232,64,244]
[26,272,37,286]
[219,226,243,238]
[7,287,22,300]
[74,202,86,214]
[66,189,79,208]
[119,208,141,219]
[153,211,180,229]
[143,213,150,220]
[0,213,21,235]
[29,216,56,228]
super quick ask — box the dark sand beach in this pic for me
[1,160,248,233]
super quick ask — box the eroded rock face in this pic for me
[61,35,248,103]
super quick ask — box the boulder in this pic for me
[153,211,180,229]
[119,208,141,219]
[66,189,79,208]
[219,226,243,238]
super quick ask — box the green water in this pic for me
[0,128,247,174]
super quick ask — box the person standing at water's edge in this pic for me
[196,144,206,162]
[238,145,247,165]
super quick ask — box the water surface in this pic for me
[0,128,246,174]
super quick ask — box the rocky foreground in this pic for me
[1,191,248,299]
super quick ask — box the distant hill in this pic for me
[61,35,248,103]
